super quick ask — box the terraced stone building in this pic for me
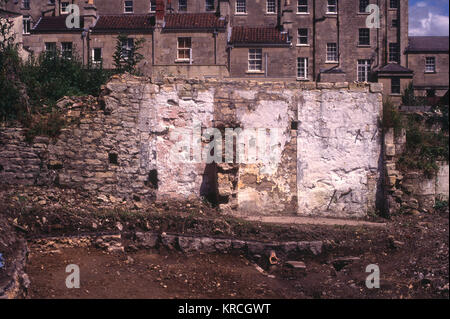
[2,0,448,100]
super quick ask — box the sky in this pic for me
[409,0,449,35]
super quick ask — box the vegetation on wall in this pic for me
[401,82,427,106]
[382,97,403,134]
[113,34,145,75]
[0,14,113,141]
[397,115,449,177]
[396,87,449,177]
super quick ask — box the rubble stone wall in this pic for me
[0,75,383,218]
[384,126,449,214]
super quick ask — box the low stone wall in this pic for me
[31,232,323,258]
[384,125,449,214]
[0,74,383,218]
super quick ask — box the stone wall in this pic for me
[0,74,383,218]
[384,123,449,215]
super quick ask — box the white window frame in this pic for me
[179,0,188,11]
[124,0,134,13]
[391,77,401,94]
[326,43,338,62]
[248,48,263,72]
[357,59,371,82]
[61,42,73,59]
[359,0,369,13]
[22,0,30,9]
[205,0,215,11]
[23,16,31,35]
[390,0,398,9]
[177,37,192,62]
[327,0,337,14]
[358,28,370,46]
[297,57,308,80]
[121,38,134,60]
[388,42,399,62]
[297,28,308,46]
[92,48,102,64]
[149,0,156,12]
[60,2,70,14]
[297,0,308,13]
[236,0,247,14]
[266,0,276,14]
[45,42,56,55]
[425,57,436,73]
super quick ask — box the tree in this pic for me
[113,34,145,75]
[0,1,25,121]
[0,0,16,51]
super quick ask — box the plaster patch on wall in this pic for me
[297,90,382,217]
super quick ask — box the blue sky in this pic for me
[409,0,449,35]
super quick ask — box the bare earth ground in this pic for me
[0,186,449,299]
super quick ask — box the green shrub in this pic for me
[401,82,426,106]
[24,110,66,143]
[0,46,23,121]
[434,199,448,210]
[382,97,402,133]
[1,42,112,139]
[21,51,112,109]
[113,34,145,75]
[398,116,449,177]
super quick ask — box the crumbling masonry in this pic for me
[0,75,385,218]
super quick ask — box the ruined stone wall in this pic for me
[0,75,383,218]
[384,125,449,215]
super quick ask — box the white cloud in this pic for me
[409,2,449,36]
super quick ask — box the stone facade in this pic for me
[0,74,383,218]
[2,0,415,91]
[406,52,449,98]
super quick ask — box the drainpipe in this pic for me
[336,0,340,68]
[374,0,380,69]
[312,0,316,81]
[384,0,388,64]
[87,29,91,69]
[81,30,86,65]
[398,0,402,65]
[152,29,155,66]
[265,52,268,77]
[276,0,282,30]
[213,29,218,65]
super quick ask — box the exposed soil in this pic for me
[0,186,448,299]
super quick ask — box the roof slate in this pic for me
[407,36,449,53]
[163,13,226,30]
[230,26,289,45]
[32,16,83,32]
[377,63,413,73]
[93,14,154,32]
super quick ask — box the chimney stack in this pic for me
[281,0,293,32]
[84,0,97,28]
[156,0,165,25]
[219,0,230,18]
